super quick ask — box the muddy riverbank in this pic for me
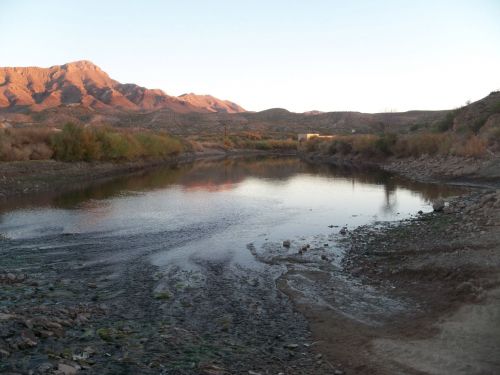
[274,154,500,374]
[273,189,500,374]
[301,152,500,188]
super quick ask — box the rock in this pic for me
[72,351,90,361]
[199,364,227,375]
[75,313,89,324]
[87,283,97,289]
[37,363,53,373]
[456,281,475,294]
[417,210,423,215]
[285,343,299,349]
[282,240,291,248]
[58,363,80,375]
[433,199,445,212]
[19,330,38,348]
[46,321,63,330]
[0,313,16,321]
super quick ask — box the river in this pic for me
[0,156,467,374]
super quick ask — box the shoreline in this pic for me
[300,152,500,189]
[278,153,500,374]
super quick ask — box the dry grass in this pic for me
[305,132,493,159]
[51,124,183,162]
[0,125,184,162]
[0,128,54,161]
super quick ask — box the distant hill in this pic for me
[1,61,497,138]
[451,91,500,134]
[0,60,245,113]
[178,93,245,114]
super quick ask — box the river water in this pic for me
[1,156,464,264]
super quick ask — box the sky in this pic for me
[0,0,499,113]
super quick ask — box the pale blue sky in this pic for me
[1,0,499,112]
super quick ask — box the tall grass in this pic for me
[51,124,183,162]
[0,124,183,162]
[304,132,491,159]
[0,128,54,161]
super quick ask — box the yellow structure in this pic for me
[297,133,334,142]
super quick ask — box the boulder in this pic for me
[432,199,445,212]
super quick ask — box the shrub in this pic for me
[493,101,500,114]
[304,138,322,152]
[470,116,489,134]
[456,135,487,157]
[374,133,397,155]
[397,133,449,156]
[328,138,351,155]
[51,124,183,162]
[435,111,455,132]
[351,135,378,156]
[0,128,54,161]
[410,124,422,132]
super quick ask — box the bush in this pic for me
[435,111,455,132]
[253,139,296,150]
[470,116,489,134]
[456,135,487,157]
[306,131,488,159]
[492,101,500,114]
[395,133,449,157]
[374,133,397,155]
[328,138,351,155]
[0,128,54,161]
[51,124,183,162]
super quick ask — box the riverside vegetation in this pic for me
[0,124,298,163]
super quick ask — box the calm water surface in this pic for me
[0,157,465,268]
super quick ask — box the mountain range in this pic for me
[1,61,498,138]
[0,60,244,113]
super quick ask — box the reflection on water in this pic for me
[0,156,466,254]
[1,156,465,213]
